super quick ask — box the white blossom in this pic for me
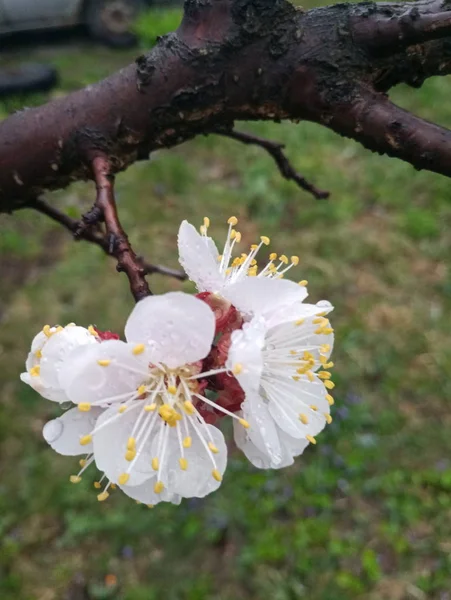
[178,218,308,320]
[20,324,98,403]
[54,292,244,505]
[226,300,335,468]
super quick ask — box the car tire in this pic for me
[0,64,58,97]
[85,0,146,48]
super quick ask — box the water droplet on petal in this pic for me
[43,419,63,443]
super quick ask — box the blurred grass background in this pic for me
[1,2,451,599]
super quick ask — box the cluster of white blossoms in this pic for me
[21,217,335,506]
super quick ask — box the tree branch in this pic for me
[213,129,329,199]
[29,196,187,285]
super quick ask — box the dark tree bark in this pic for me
[1,0,451,298]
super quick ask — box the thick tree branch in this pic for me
[214,129,329,199]
[29,197,187,282]
[1,0,451,216]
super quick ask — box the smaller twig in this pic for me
[352,8,451,51]
[214,129,330,200]
[30,198,187,284]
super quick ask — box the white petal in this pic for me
[224,277,307,320]
[159,422,227,498]
[40,326,97,389]
[43,407,103,455]
[124,292,215,368]
[119,478,181,505]
[241,392,282,464]
[226,317,266,393]
[177,220,225,292]
[20,371,68,403]
[93,405,155,487]
[265,300,334,329]
[61,340,151,405]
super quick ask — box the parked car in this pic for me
[0,0,148,48]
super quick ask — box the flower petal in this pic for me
[241,392,282,464]
[42,407,103,455]
[20,371,68,403]
[124,292,215,368]
[119,478,181,506]
[61,340,151,405]
[224,277,307,320]
[265,300,334,330]
[158,422,227,498]
[226,317,266,394]
[93,405,155,487]
[177,220,224,292]
[40,326,97,389]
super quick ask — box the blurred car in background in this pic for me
[0,0,148,48]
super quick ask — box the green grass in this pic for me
[1,3,451,599]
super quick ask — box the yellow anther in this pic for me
[250,244,258,251]
[324,380,335,389]
[326,394,335,405]
[118,405,127,414]
[269,252,277,261]
[299,414,309,425]
[250,259,257,266]
[127,437,136,451]
[310,405,318,411]
[321,344,331,353]
[79,435,92,446]
[292,376,300,381]
[94,481,101,489]
[132,344,145,355]
[248,267,258,276]
[167,385,177,395]
[320,354,328,365]
[78,403,91,412]
[118,473,130,485]
[269,263,277,273]
[152,457,159,471]
[228,216,238,226]
[306,371,315,382]
[296,365,309,375]
[235,231,242,243]
[291,255,299,266]
[325,413,333,424]
[295,318,305,326]
[125,450,136,461]
[159,403,182,426]
[183,436,192,448]
[260,236,270,245]
[43,324,52,337]
[303,351,314,361]
[111,484,117,490]
[183,401,196,415]
[88,325,99,337]
[225,268,232,275]
[232,257,241,268]
[97,491,110,502]
[203,217,210,228]
[306,435,317,445]
[97,359,111,367]
[137,385,147,396]
[217,254,223,262]
[313,317,328,325]
[79,459,87,467]
[324,361,334,369]
[230,229,237,240]
[290,350,297,355]
[279,254,289,264]
[35,349,42,359]
[208,442,219,454]
[239,418,250,429]
[299,280,308,286]
[145,403,156,412]
[30,365,40,377]
[154,481,164,494]
[212,469,222,482]
[199,225,207,235]
[323,328,334,335]
[179,457,188,471]
[147,504,154,509]
[318,371,332,380]
[232,363,243,375]
[70,475,82,484]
